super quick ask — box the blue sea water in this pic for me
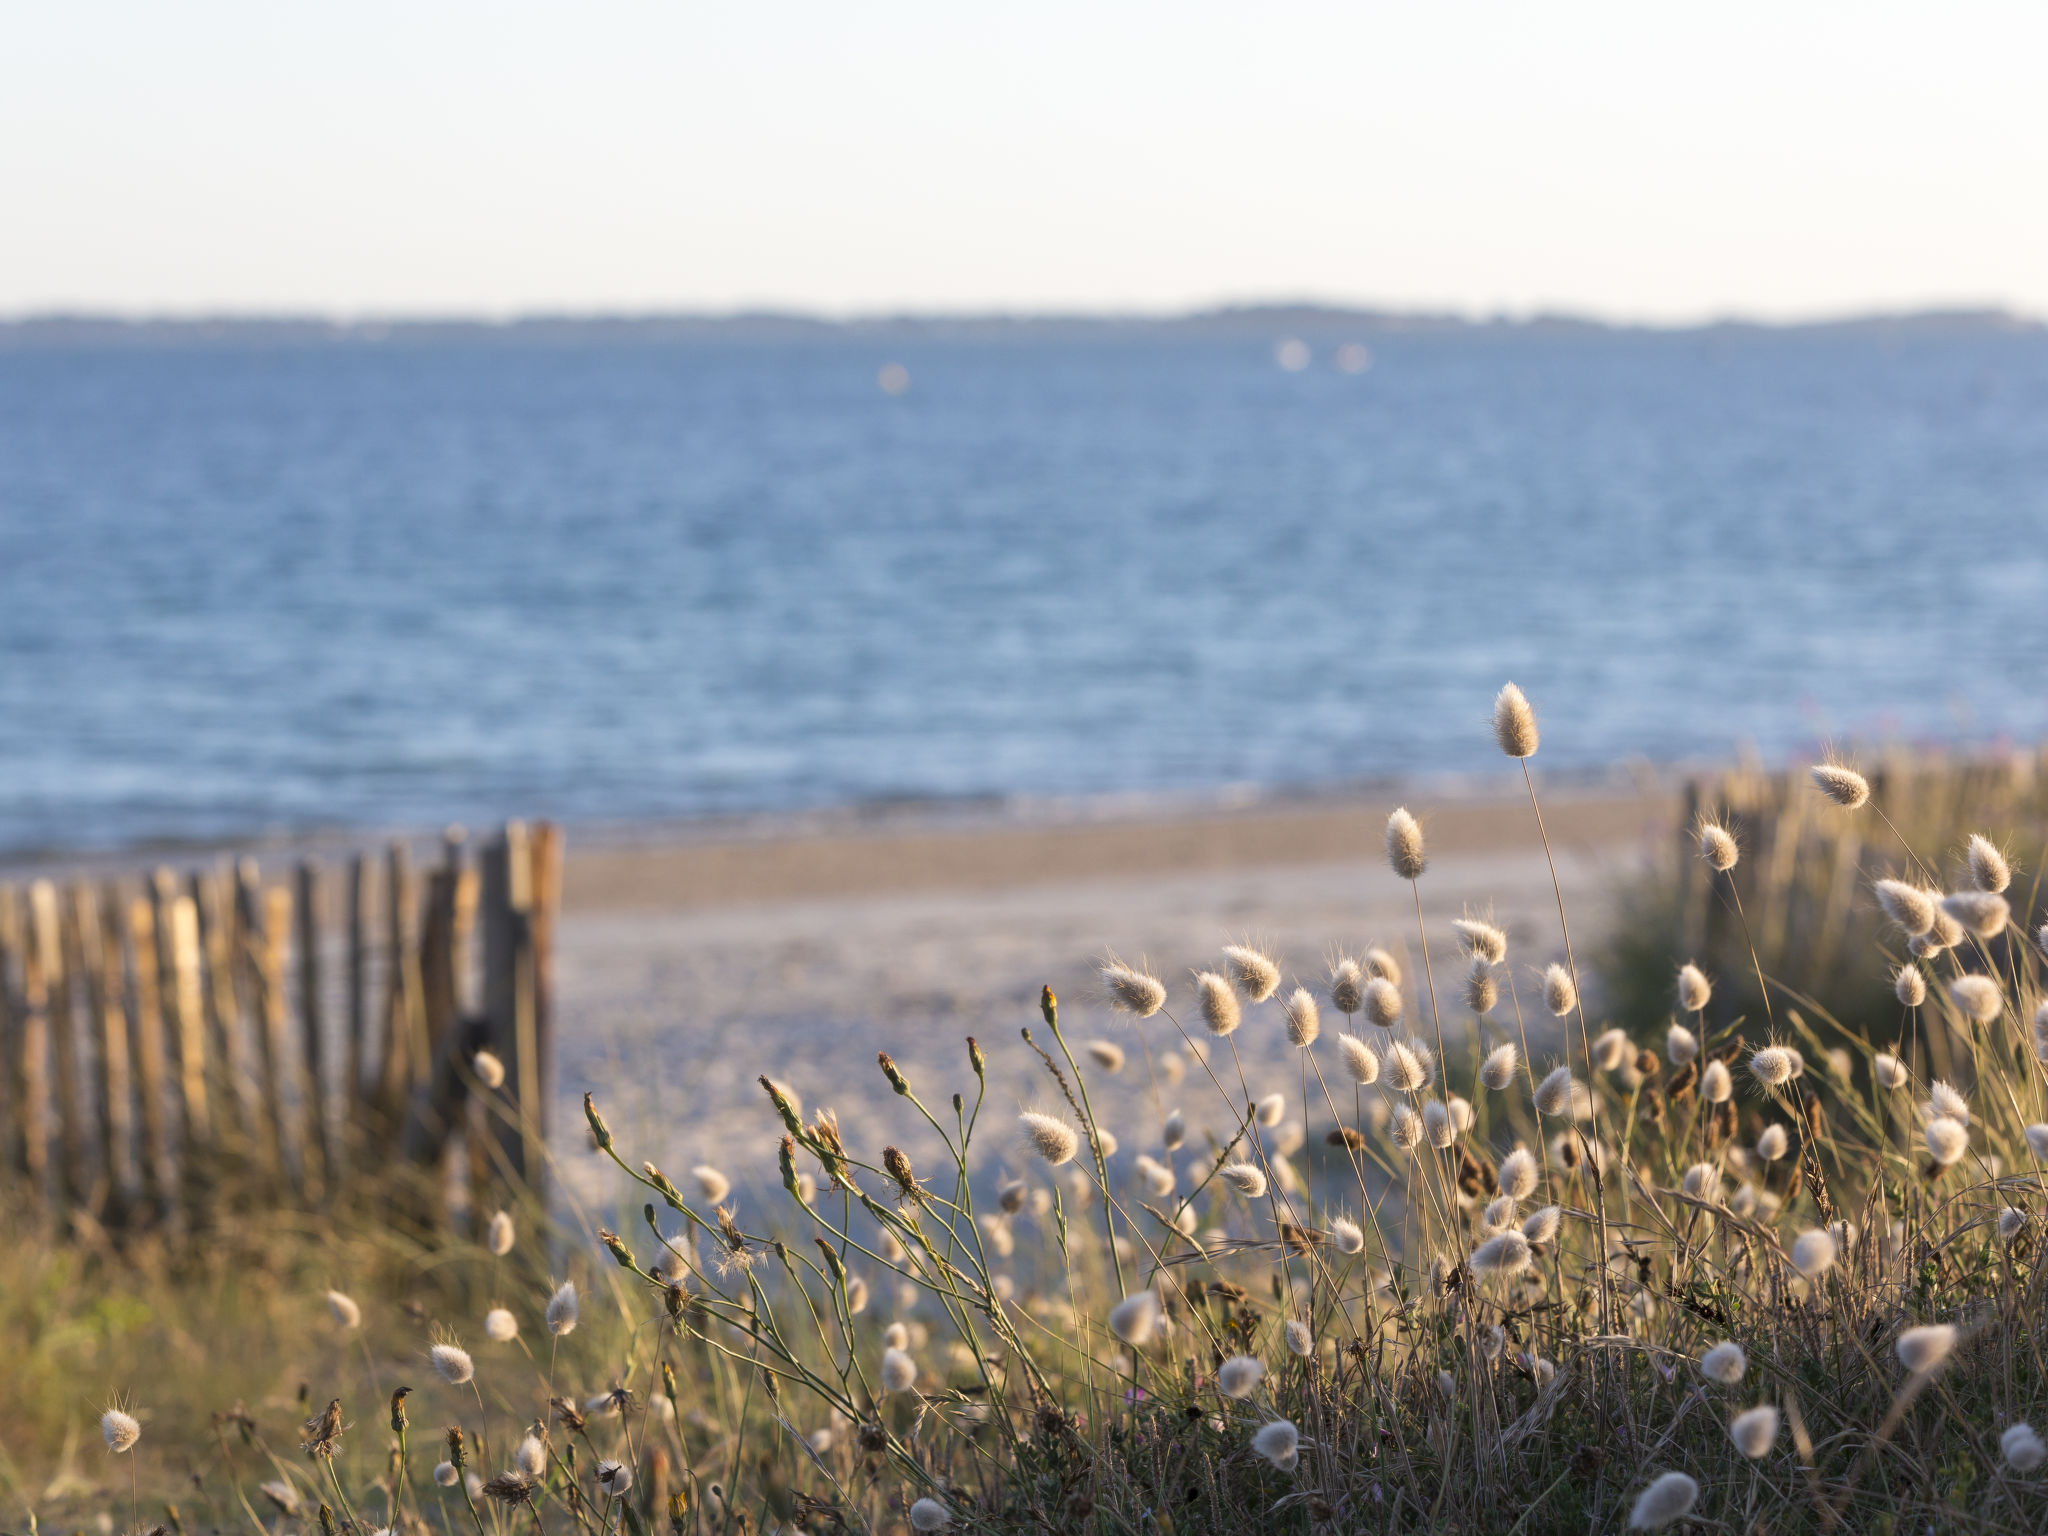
[3,326,2047,856]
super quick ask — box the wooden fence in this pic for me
[0,821,559,1238]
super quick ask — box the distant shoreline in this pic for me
[1,302,2040,350]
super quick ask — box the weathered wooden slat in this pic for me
[296,862,334,1181]
[126,897,178,1218]
[15,885,55,1209]
[346,854,372,1151]
[36,881,88,1208]
[165,892,211,1156]
[378,844,427,1137]
[0,888,20,1178]
[258,883,305,1185]
[85,885,136,1219]
[193,865,262,1165]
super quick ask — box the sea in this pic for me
[4,319,2048,857]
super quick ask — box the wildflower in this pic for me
[1196,971,1241,1036]
[1385,808,1426,880]
[1701,1059,1732,1103]
[1875,879,1936,935]
[483,1473,536,1507]
[1363,977,1403,1029]
[1750,1047,1794,1088]
[1020,1111,1080,1166]
[1790,1229,1836,1278]
[433,1462,459,1487]
[1666,1022,1699,1064]
[1498,1147,1538,1200]
[1365,948,1402,985]
[1967,833,2013,892]
[514,1435,546,1478]
[546,1281,579,1336]
[2002,1422,2047,1472]
[486,1210,515,1256]
[1676,964,1711,1014]
[472,1050,506,1088]
[1943,890,2009,940]
[1730,1405,1779,1459]
[1874,1053,1907,1090]
[1699,821,1739,872]
[1338,1035,1380,1085]
[1329,957,1364,1015]
[1593,1028,1631,1070]
[1532,1066,1575,1116]
[2026,1125,2048,1161]
[431,1343,475,1384]
[1284,1319,1312,1356]
[1108,1290,1161,1346]
[596,1460,632,1496]
[1256,1093,1286,1127]
[880,1347,918,1393]
[1423,1100,1456,1148]
[1282,987,1321,1046]
[1386,1041,1429,1092]
[326,1290,361,1329]
[909,1498,951,1531]
[1949,975,2002,1024]
[1628,1471,1698,1530]
[1085,1040,1125,1072]
[1470,1230,1532,1276]
[1699,1341,1745,1383]
[1329,1217,1365,1254]
[1924,1080,1969,1125]
[1521,1206,1561,1245]
[1493,682,1539,758]
[1465,961,1498,1015]
[102,1408,141,1453]
[1810,762,1870,808]
[1220,1162,1268,1198]
[1895,1324,1957,1373]
[1102,959,1167,1017]
[1479,1042,1519,1091]
[1161,1110,1186,1151]
[485,1308,518,1342]
[1925,1117,1969,1166]
[1223,944,1281,1003]
[1251,1418,1300,1470]
[1135,1154,1175,1197]
[1217,1355,1265,1398]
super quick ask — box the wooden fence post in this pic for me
[126,898,177,1221]
[258,883,306,1187]
[346,854,371,1150]
[193,865,261,1167]
[16,885,54,1212]
[379,844,426,1138]
[296,862,334,1182]
[36,881,89,1209]
[0,888,19,1183]
[87,885,136,1221]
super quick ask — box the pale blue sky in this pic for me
[4,2,2044,320]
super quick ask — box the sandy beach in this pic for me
[552,785,1677,1205]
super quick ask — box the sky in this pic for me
[4,2,2046,323]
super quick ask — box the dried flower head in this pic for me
[1925,1116,1969,1166]
[472,1050,507,1089]
[1874,879,1937,936]
[1196,971,1242,1036]
[102,1408,141,1454]
[1020,1111,1080,1166]
[1999,1206,2028,1243]
[1894,964,1927,1008]
[1329,957,1364,1015]
[1949,975,2003,1024]
[1385,808,1426,880]
[1282,987,1321,1047]
[546,1281,579,1336]
[1102,959,1167,1017]
[1222,944,1281,1003]
[1364,947,1402,986]
[326,1290,361,1329]
[1385,1041,1430,1092]
[1942,890,2009,940]
[908,1497,951,1531]
[595,1460,632,1497]
[1925,1079,1969,1125]
[1362,976,1403,1030]
[1338,1034,1380,1085]
[2026,1124,2048,1161]
[1161,1110,1186,1151]
[1250,1418,1300,1470]
[1895,1324,1957,1373]
[1255,1093,1285,1128]
[1756,1124,1789,1162]
[1108,1289,1161,1346]
[1810,762,1870,808]
[1964,832,2011,892]
[1750,1047,1795,1088]
[1480,1042,1519,1091]
[1698,821,1739,872]
[1085,1039,1126,1072]
[482,1472,536,1507]
[1532,1066,1575,1116]
[486,1210,515,1256]
[1284,1319,1312,1357]
[1677,961,1713,1013]
[1666,1021,1699,1064]
[431,1343,475,1385]
[1422,1099,1456,1148]
[1593,1028,1631,1071]
[1493,682,1539,758]
[1702,1059,1732,1103]
[1872,1053,1907,1091]
[1498,1147,1539,1201]
[1216,1355,1265,1398]
[1454,916,1508,965]
[1541,965,1576,1018]
[1219,1162,1269,1198]
[433,1462,459,1488]
[1791,1229,1836,1278]
[1389,1103,1425,1151]
[2002,1423,2047,1472]
[1465,960,1499,1015]
[880,1347,918,1394]
[1626,1473,1698,1531]
[693,1166,732,1205]
[1329,1217,1365,1254]
[513,1434,546,1478]
[1469,1230,1532,1276]
[1135,1154,1176,1197]
[1699,1341,1745,1384]
[485,1307,518,1342]
[1521,1205,1561,1245]
[1730,1405,1779,1459]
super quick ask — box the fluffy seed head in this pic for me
[883,1322,909,1350]
[1363,976,1403,1030]
[1470,1230,1532,1276]
[1702,1059,1732,1104]
[693,1165,731,1205]
[1895,1324,1957,1374]
[1251,1418,1299,1470]
[485,1307,518,1342]
[1255,1093,1285,1128]
[433,1462,459,1487]
[1532,1066,1575,1116]
[2026,1124,2048,1161]
[1284,1319,1312,1357]
[1338,1034,1380,1085]
[546,1281,579,1336]
[1329,958,1364,1015]
[1699,821,1739,872]
[1196,972,1242,1036]
[908,1498,950,1531]
[1385,808,1426,880]
[1750,1047,1795,1088]
[431,1343,475,1384]
[1925,1116,1969,1166]
[1628,1472,1699,1530]
[1999,1206,2028,1243]
[1220,1161,1268,1199]
[1682,1162,1722,1201]
[1162,1110,1186,1150]
[486,1210,515,1256]
[1875,879,1937,935]
[1102,960,1166,1017]
[1967,833,2012,892]
[1329,1217,1365,1254]
[1108,1289,1161,1346]
[1790,1229,1836,1278]
[1666,1022,1699,1065]
[1756,1124,1789,1161]
[326,1290,361,1329]
[1389,1103,1425,1150]
[880,1347,918,1393]
[1810,762,1870,808]
[1521,1205,1561,1245]
[1498,1147,1539,1200]
[1925,1079,1969,1125]
[1676,964,1712,1015]
[1422,1100,1456,1148]
[1484,1193,1518,1229]
[1493,682,1539,758]
[1949,974,2002,1024]
[1480,1043,1519,1091]
[472,1050,506,1089]
[1541,965,1576,1018]
[1870,1052,1906,1091]
[1222,944,1281,1003]
[1085,1040,1125,1072]
[1454,917,1508,965]
[1594,1028,1631,1071]
[1278,986,1320,1047]
[1135,1154,1175,1197]
[1364,947,1402,985]
[1216,1355,1265,1398]
[2002,1422,2047,1472]
[1894,965,1927,1007]
[1730,1405,1780,1459]
[102,1409,141,1453]
[1465,961,1499,1015]
[1020,1111,1080,1166]
[1943,890,2009,940]
[515,1435,546,1478]
[1699,1341,1746,1383]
